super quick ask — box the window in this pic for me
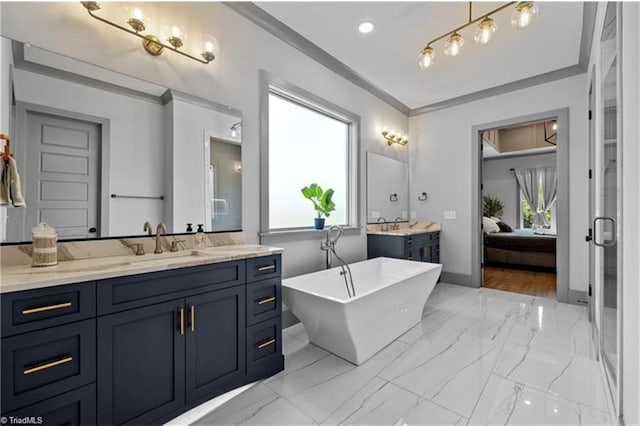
[519,184,553,229]
[262,76,359,233]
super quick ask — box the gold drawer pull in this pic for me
[257,338,276,349]
[407,257,414,260]
[22,302,72,315]
[257,265,275,272]
[257,296,276,305]
[24,356,73,375]
[190,306,195,332]
[179,308,185,336]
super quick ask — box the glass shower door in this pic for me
[596,1,620,408]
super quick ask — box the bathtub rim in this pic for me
[282,257,442,304]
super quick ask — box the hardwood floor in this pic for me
[483,265,557,299]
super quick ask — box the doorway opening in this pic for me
[481,119,558,299]
[471,108,570,303]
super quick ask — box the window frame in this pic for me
[259,70,361,237]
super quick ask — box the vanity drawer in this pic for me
[246,278,282,326]
[246,255,281,283]
[1,282,96,338]
[245,317,284,380]
[1,319,96,413]
[2,383,96,425]
[97,261,245,315]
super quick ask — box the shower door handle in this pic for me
[593,216,616,247]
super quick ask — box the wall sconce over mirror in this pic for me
[80,2,217,64]
[381,127,408,146]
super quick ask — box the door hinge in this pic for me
[585,228,593,242]
[589,169,593,179]
[481,262,484,268]
[588,110,592,120]
[588,284,592,297]
[480,183,484,190]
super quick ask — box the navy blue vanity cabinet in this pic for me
[245,255,284,381]
[1,255,284,426]
[185,286,246,405]
[367,231,440,263]
[3,384,97,426]
[97,299,186,426]
[0,282,97,420]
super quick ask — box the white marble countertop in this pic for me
[0,244,283,294]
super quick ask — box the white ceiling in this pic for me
[256,2,584,109]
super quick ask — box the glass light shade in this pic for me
[552,121,558,131]
[474,17,497,45]
[418,46,435,69]
[511,2,538,29]
[444,33,465,57]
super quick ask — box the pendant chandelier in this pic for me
[418,1,538,69]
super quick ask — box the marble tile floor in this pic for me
[192,283,616,426]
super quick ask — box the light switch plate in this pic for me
[444,210,457,220]
[411,211,417,219]
[402,211,408,219]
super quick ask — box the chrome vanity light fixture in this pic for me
[382,127,408,146]
[80,2,217,64]
[418,1,538,69]
[230,122,241,138]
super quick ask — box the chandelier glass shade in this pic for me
[418,1,537,69]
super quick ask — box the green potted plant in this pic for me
[301,183,336,229]
[483,195,504,218]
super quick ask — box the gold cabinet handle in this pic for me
[179,308,185,336]
[257,296,276,305]
[407,257,414,260]
[22,302,72,315]
[190,306,195,332]
[24,356,73,375]
[257,265,275,271]
[257,338,276,349]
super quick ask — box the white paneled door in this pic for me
[24,111,100,240]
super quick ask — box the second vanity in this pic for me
[367,222,441,263]
[0,243,284,425]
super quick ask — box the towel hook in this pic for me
[418,192,428,201]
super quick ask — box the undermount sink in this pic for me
[126,250,205,266]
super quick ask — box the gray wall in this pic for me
[482,152,556,227]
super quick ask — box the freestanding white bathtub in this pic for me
[282,257,442,365]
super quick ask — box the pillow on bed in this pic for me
[496,221,514,232]
[483,217,500,233]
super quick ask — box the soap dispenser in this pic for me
[195,224,205,248]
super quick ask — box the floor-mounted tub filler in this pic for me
[283,257,442,365]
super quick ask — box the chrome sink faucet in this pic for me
[154,223,167,254]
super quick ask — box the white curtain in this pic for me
[514,168,539,227]
[539,167,558,228]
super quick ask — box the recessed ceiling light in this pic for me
[358,21,374,34]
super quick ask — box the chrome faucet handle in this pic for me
[127,243,145,256]
[170,239,186,252]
